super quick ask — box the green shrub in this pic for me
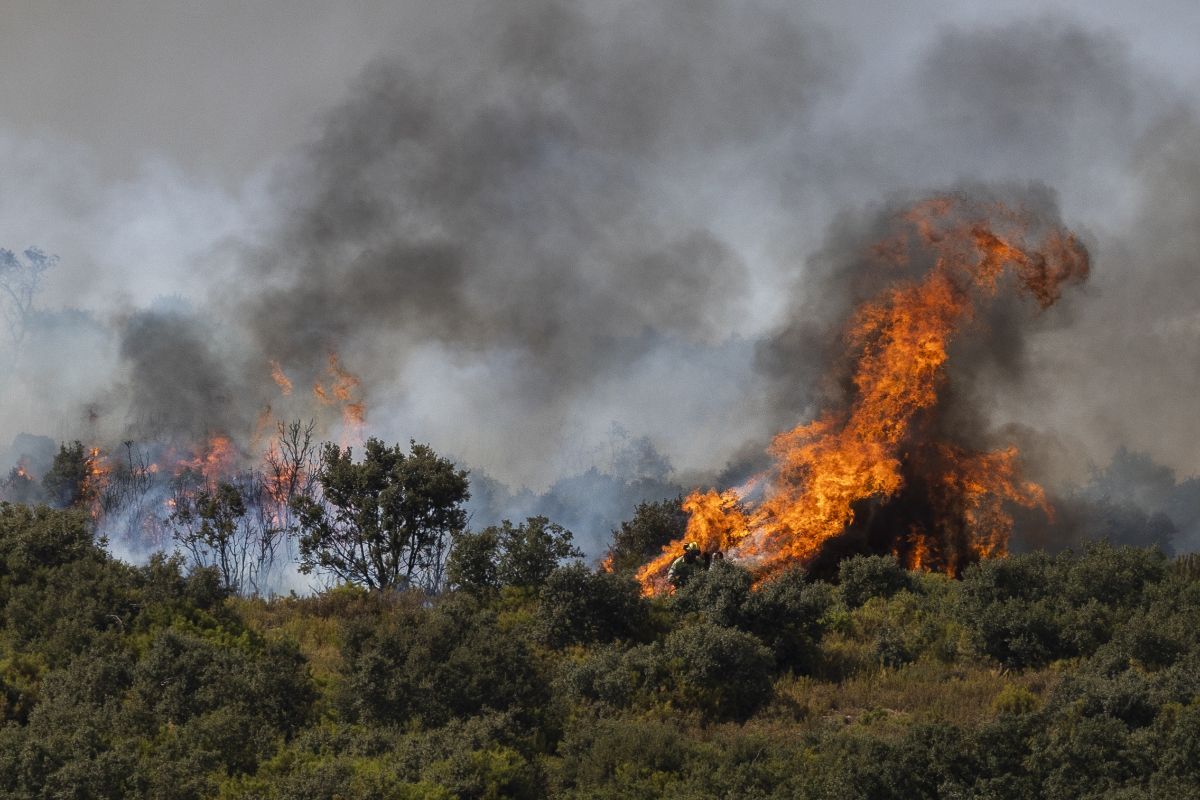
[536,564,649,647]
[959,546,1167,670]
[741,568,835,670]
[558,642,662,711]
[992,684,1040,715]
[554,715,688,791]
[671,559,753,628]
[340,600,547,727]
[603,497,689,575]
[1061,543,1167,608]
[447,528,501,595]
[875,627,915,669]
[423,745,541,800]
[663,621,775,720]
[838,554,912,608]
[671,562,835,672]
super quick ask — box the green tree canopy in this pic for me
[170,480,249,593]
[495,515,583,589]
[41,441,93,510]
[604,496,689,574]
[447,516,583,594]
[294,439,469,591]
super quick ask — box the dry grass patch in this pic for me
[229,586,418,684]
[772,659,1058,736]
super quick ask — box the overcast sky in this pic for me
[2,0,1199,494]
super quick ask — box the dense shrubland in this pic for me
[6,475,1200,796]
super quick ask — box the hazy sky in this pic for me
[3,0,1200,494]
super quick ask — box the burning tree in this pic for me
[639,194,1090,594]
[1,460,42,505]
[167,421,322,595]
[292,438,470,591]
[260,419,321,582]
[41,441,99,510]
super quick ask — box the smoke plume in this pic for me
[3,2,1200,559]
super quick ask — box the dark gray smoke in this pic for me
[1012,448,1200,555]
[115,309,244,441]
[230,0,830,420]
[755,181,1087,447]
[4,3,1200,560]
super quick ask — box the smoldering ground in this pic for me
[3,2,1200,557]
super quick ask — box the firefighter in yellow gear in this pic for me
[667,542,703,589]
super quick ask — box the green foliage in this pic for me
[604,496,689,574]
[294,439,470,591]
[838,553,913,608]
[0,502,94,572]
[339,597,548,728]
[874,627,915,669]
[423,745,542,800]
[448,516,584,595]
[672,559,753,627]
[1173,552,1200,582]
[742,567,836,670]
[494,516,584,590]
[217,716,538,799]
[553,716,689,794]
[9,496,1200,798]
[0,505,316,799]
[134,629,313,737]
[0,651,43,724]
[561,619,774,722]
[535,563,649,647]
[171,480,250,591]
[959,543,1168,669]
[671,561,835,671]
[991,683,1040,715]
[446,527,501,595]
[41,441,94,510]
[662,621,775,720]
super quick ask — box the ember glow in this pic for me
[71,350,366,556]
[175,434,241,484]
[638,196,1089,594]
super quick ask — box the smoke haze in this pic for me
[4,1,1200,556]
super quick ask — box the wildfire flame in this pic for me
[175,434,240,484]
[313,352,366,441]
[637,196,1089,595]
[270,360,294,396]
[79,351,364,551]
[83,446,111,519]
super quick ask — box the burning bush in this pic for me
[640,193,1090,593]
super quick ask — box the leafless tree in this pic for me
[166,420,322,596]
[0,247,55,347]
[259,420,320,584]
[96,441,171,550]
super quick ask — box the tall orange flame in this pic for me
[83,446,111,519]
[638,196,1088,594]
